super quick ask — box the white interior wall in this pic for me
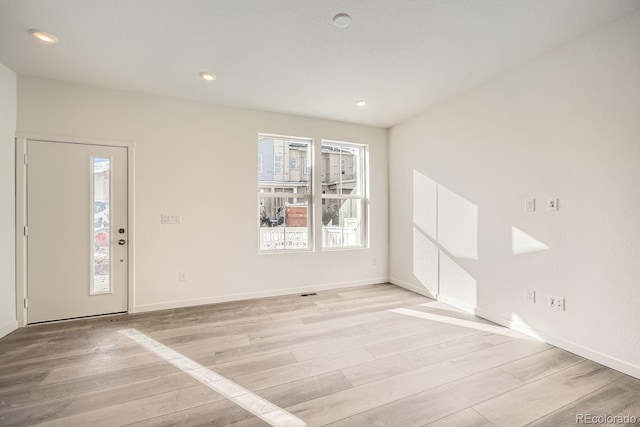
[17,77,388,312]
[0,62,17,338]
[389,11,640,378]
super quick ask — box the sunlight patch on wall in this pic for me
[510,313,544,340]
[438,184,478,260]
[512,227,550,255]
[413,170,437,239]
[412,228,439,295]
[412,170,479,303]
[439,250,477,309]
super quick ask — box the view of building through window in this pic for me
[321,141,366,249]
[258,134,367,252]
[258,135,312,251]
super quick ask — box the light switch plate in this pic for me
[161,214,182,224]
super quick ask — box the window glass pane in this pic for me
[322,198,364,248]
[259,196,309,250]
[321,142,363,196]
[91,157,111,295]
[286,140,309,185]
[258,134,311,252]
[283,198,309,250]
[321,140,366,249]
[258,137,276,182]
[259,137,310,187]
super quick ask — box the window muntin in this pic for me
[321,141,367,249]
[258,135,312,251]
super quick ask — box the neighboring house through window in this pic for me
[321,140,367,249]
[257,134,368,252]
[258,134,312,251]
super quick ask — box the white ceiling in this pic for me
[1,0,639,128]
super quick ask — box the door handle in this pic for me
[118,239,126,245]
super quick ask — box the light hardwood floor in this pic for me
[0,284,638,426]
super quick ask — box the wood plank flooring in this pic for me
[0,284,638,426]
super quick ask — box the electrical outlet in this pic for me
[526,289,536,304]
[372,257,377,265]
[179,271,188,282]
[525,198,535,212]
[547,198,559,211]
[548,295,565,311]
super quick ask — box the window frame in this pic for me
[258,133,314,254]
[320,140,369,251]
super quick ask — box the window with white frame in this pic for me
[258,134,312,251]
[321,141,367,249]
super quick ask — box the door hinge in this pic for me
[24,226,28,237]
[24,298,28,309]
[23,154,28,165]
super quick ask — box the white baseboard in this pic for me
[388,277,436,299]
[134,277,389,313]
[0,320,18,339]
[434,295,640,380]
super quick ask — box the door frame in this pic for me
[15,133,136,326]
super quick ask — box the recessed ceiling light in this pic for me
[355,100,367,107]
[333,13,351,28]
[29,29,59,45]
[199,71,217,81]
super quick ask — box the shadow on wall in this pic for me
[412,170,478,308]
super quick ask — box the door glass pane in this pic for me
[91,157,111,295]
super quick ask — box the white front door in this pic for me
[26,140,128,323]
